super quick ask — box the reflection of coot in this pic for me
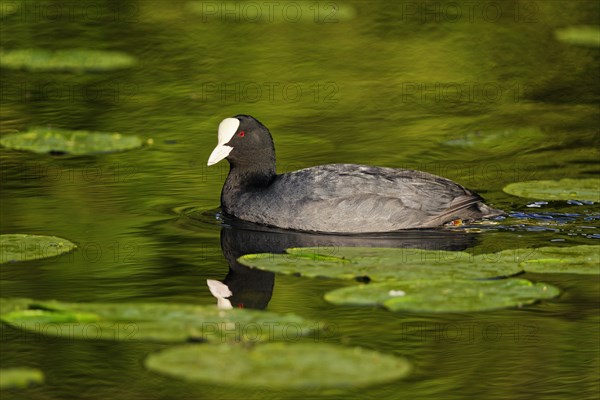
[218,226,275,310]
[211,218,478,310]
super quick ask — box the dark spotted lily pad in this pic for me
[0,49,137,71]
[239,247,523,281]
[554,26,600,47]
[0,368,44,389]
[0,234,76,264]
[503,179,599,202]
[145,342,410,388]
[511,245,599,274]
[0,127,145,155]
[0,298,315,343]
[324,279,560,313]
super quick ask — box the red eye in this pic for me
[238,131,245,137]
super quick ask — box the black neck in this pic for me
[221,150,276,212]
[226,163,276,188]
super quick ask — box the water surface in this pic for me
[1,1,599,399]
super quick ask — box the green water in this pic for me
[1,0,599,399]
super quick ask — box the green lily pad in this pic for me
[239,247,523,281]
[0,49,137,71]
[324,279,560,313]
[3,309,101,324]
[0,298,34,314]
[503,178,599,202]
[514,245,600,274]
[0,368,44,389]
[145,342,410,388]
[555,26,600,47]
[444,128,545,152]
[0,127,145,155]
[0,234,76,264]
[0,298,315,343]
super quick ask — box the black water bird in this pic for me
[207,115,503,233]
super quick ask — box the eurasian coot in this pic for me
[207,115,504,233]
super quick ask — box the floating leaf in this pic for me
[503,179,599,202]
[0,234,76,264]
[0,368,44,389]
[3,309,101,324]
[0,49,137,71]
[0,127,145,155]
[325,279,560,312]
[514,245,600,274]
[145,342,410,388]
[555,26,600,47]
[0,298,34,314]
[239,247,523,281]
[444,128,545,152]
[0,298,315,343]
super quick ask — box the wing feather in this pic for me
[233,164,485,232]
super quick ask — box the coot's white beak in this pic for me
[207,117,240,166]
[207,144,232,166]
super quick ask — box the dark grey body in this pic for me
[211,115,503,233]
[221,163,503,233]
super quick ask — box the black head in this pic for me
[207,115,275,169]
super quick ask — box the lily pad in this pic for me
[514,245,600,274]
[444,128,545,152]
[0,127,145,155]
[503,178,599,202]
[0,49,137,71]
[555,26,600,47]
[324,279,560,313]
[0,298,315,343]
[0,368,44,389]
[0,298,34,314]
[0,234,76,264]
[239,247,523,281]
[145,342,410,388]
